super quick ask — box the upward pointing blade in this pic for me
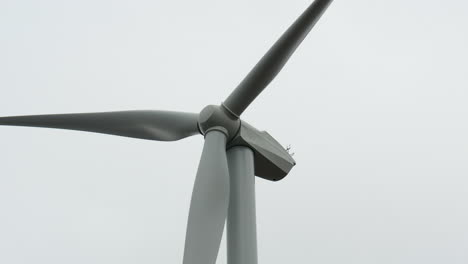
[0,110,200,141]
[223,0,334,117]
[183,130,230,264]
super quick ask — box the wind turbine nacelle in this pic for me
[227,122,296,181]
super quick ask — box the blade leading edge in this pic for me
[183,130,230,264]
[223,0,334,117]
[0,110,200,141]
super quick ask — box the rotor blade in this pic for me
[0,110,200,141]
[183,130,230,264]
[223,0,333,116]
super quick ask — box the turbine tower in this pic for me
[0,1,334,263]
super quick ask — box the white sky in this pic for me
[1,0,467,263]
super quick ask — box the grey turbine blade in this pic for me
[0,110,200,141]
[223,0,333,116]
[183,130,230,264]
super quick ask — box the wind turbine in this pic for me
[0,0,333,263]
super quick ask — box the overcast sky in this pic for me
[1,0,467,263]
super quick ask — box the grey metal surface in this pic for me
[223,0,334,116]
[183,130,230,264]
[227,147,258,264]
[0,110,200,141]
[228,121,296,181]
[198,105,240,140]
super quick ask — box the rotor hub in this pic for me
[198,105,240,140]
